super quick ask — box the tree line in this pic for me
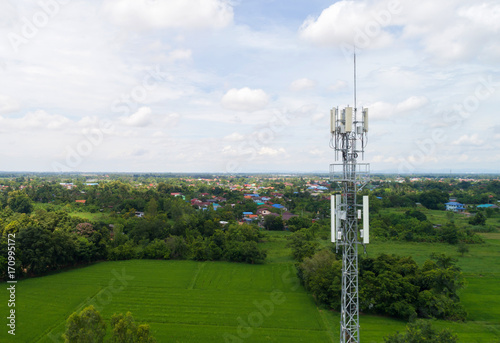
[297,250,467,321]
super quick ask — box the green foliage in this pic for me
[110,311,157,343]
[145,198,158,219]
[298,252,466,321]
[438,223,459,244]
[469,212,486,226]
[371,212,483,244]
[107,241,137,260]
[286,216,312,232]
[18,226,74,275]
[143,239,171,259]
[296,250,341,307]
[74,222,95,237]
[405,209,427,222]
[286,229,318,262]
[7,190,33,214]
[418,190,449,210]
[223,240,267,264]
[457,243,469,257]
[264,215,284,231]
[165,235,189,259]
[384,320,458,343]
[64,306,106,343]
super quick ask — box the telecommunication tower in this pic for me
[329,53,370,343]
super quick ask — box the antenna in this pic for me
[354,46,357,113]
[329,48,370,343]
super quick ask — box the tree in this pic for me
[110,311,157,343]
[64,306,106,343]
[298,251,466,321]
[297,250,341,308]
[74,223,95,237]
[287,230,318,262]
[438,223,459,244]
[263,215,284,231]
[7,190,33,214]
[469,212,486,226]
[418,190,448,210]
[143,239,170,259]
[384,320,458,343]
[286,216,312,232]
[405,209,427,222]
[457,243,469,257]
[224,241,266,264]
[18,226,61,275]
[145,199,158,218]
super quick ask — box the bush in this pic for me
[64,306,106,343]
[143,239,170,259]
[223,241,266,264]
[384,319,458,343]
[286,230,318,262]
[469,212,486,226]
[107,241,136,260]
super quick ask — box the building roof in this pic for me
[477,204,496,208]
[282,212,298,221]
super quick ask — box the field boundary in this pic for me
[188,261,206,290]
[34,286,104,342]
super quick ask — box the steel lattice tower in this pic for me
[329,54,370,343]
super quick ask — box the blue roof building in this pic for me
[445,202,466,212]
[272,204,285,209]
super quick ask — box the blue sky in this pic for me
[0,0,499,173]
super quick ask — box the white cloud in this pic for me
[121,107,152,127]
[163,113,181,127]
[221,87,270,112]
[221,145,237,156]
[397,0,500,63]
[0,1,498,173]
[102,0,233,30]
[459,3,500,31]
[330,80,348,91]
[299,0,396,49]
[224,132,245,141]
[395,96,429,112]
[167,49,192,62]
[311,112,325,123]
[309,148,325,156]
[300,0,500,63]
[0,95,20,114]
[258,147,285,156]
[452,134,484,146]
[0,110,72,130]
[369,96,429,119]
[290,78,316,91]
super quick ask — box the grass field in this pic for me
[1,230,499,342]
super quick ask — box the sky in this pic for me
[0,0,499,174]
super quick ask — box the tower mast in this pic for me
[329,51,370,343]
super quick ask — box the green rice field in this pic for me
[1,231,499,342]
